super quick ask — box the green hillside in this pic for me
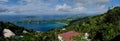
[65,6,120,41]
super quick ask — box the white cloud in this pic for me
[55,3,87,13]
[0,5,8,12]
[65,0,110,5]
[20,0,32,3]
[73,6,86,11]
[4,0,52,15]
[55,4,71,12]
[0,0,8,2]
[0,0,111,15]
[53,0,110,14]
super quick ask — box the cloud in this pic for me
[64,0,110,5]
[53,0,110,14]
[0,8,7,12]
[55,3,86,12]
[0,5,8,12]
[2,0,52,15]
[55,4,72,12]
[73,6,86,12]
[0,0,8,2]
[0,0,111,15]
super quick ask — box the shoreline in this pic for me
[55,22,68,25]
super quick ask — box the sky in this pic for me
[0,0,120,15]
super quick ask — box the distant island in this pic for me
[25,16,38,18]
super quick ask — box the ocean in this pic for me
[0,15,69,32]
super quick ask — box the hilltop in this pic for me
[64,6,120,41]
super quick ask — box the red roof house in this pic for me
[58,31,80,41]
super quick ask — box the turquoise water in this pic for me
[16,22,65,32]
[0,15,67,32]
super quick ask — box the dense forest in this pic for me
[0,6,120,41]
[65,6,120,41]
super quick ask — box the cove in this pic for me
[16,22,65,32]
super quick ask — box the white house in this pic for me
[62,28,66,30]
[23,30,28,33]
[3,29,15,38]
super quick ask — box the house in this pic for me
[58,31,80,41]
[62,28,66,30]
[23,30,28,33]
[3,29,15,38]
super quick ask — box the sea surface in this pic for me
[16,22,65,32]
[0,15,69,32]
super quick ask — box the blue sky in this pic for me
[0,0,120,15]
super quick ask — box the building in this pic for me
[58,31,80,41]
[3,29,15,38]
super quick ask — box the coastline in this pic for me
[55,22,68,26]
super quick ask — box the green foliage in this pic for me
[73,33,88,41]
[65,6,120,41]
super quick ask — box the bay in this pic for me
[0,15,68,32]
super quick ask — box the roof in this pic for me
[58,31,80,41]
